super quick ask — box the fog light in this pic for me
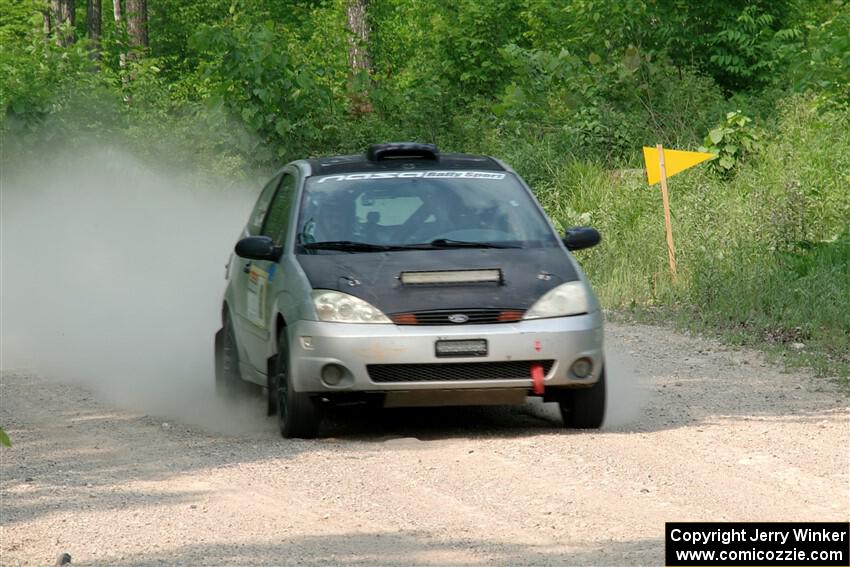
[571,357,593,379]
[321,364,344,386]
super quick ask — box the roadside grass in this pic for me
[501,97,849,381]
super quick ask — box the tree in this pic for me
[126,0,148,53]
[49,0,75,46]
[42,1,51,37]
[113,0,129,97]
[113,0,126,69]
[87,0,101,43]
[346,0,372,114]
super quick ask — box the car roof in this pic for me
[306,151,505,177]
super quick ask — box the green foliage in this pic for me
[700,111,762,171]
[519,0,653,57]
[491,43,727,162]
[703,4,801,91]
[519,0,807,93]
[0,427,10,448]
[651,1,802,93]
[367,0,527,141]
[786,2,850,104]
[192,22,324,160]
[148,0,231,76]
[4,0,846,166]
[435,0,525,96]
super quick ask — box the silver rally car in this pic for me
[215,143,605,438]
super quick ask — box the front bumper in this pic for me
[288,311,604,393]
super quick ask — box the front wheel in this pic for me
[272,330,322,438]
[559,366,606,429]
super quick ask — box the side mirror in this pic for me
[563,226,601,251]
[235,236,282,261]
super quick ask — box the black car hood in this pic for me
[296,247,578,314]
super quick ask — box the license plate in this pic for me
[435,339,488,358]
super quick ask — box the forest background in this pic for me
[2,0,848,378]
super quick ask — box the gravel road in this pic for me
[1,322,847,566]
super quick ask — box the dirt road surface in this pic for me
[1,323,847,566]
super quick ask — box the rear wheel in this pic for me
[272,330,322,438]
[559,365,606,429]
[214,314,253,398]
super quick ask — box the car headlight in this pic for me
[311,290,391,323]
[523,281,590,319]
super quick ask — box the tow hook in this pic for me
[530,362,545,395]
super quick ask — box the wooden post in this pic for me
[657,144,678,282]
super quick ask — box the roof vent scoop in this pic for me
[367,142,439,162]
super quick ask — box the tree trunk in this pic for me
[43,1,52,37]
[126,0,148,53]
[113,0,126,69]
[50,0,75,46]
[346,0,370,74]
[60,0,75,42]
[113,0,129,99]
[87,0,101,43]
[346,0,372,115]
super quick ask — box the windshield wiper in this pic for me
[301,240,398,252]
[426,238,520,249]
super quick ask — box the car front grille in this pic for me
[390,309,524,325]
[367,360,554,383]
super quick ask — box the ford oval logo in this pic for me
[448,314,469,324]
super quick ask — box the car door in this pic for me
[230,172,282,372]
[241,170,298,371]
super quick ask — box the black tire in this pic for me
[559,365,606,429]
[266,372,278,416]
[214,314,253,399]
[272,330,322,438]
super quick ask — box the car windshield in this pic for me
[296,171,558,252]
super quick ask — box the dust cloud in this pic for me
[600,345,649,429]
[0,145,268,434]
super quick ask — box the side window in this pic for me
[261,173,296,246]
[248,174,282,235]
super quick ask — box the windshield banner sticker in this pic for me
[316,171,506,183]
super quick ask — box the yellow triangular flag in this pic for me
[643,146,716,185]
